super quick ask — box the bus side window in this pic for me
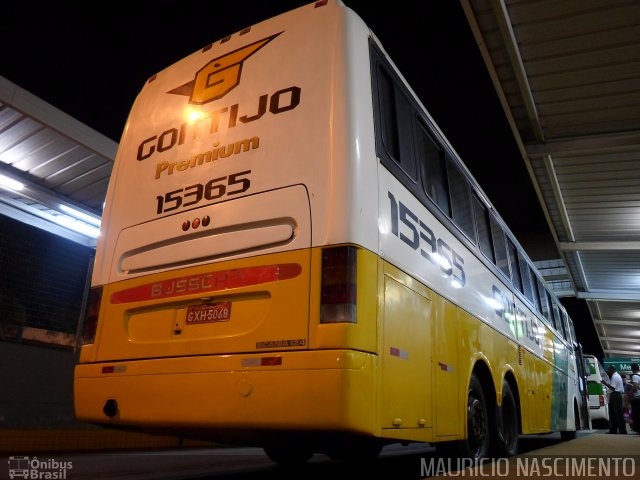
[560,308,572,343]
[537,278,550,322]
[490,215,510,279]
[416,120,449,215]
[377,65,416,181]
[519,255,534,304]
[549,294,564,338]
[569,317,578,347]
[530,267,542,313]
[473,195,494,262]
[446,158,475,242]
[506,239,523,293]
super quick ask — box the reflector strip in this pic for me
[241,357,283,367]
[390,347,408,360]
[111,263,301,304]
[438,362,454,372]
[102,365,127,374]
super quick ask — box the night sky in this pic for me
[1,1,601,356]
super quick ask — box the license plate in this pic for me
[186,302,231,325]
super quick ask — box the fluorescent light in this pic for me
[0,174,25,192]
[59,204,101,226]
[53,215,100,238]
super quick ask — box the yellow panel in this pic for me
[381,273,431,429]
[90,249,310,362]
[534,357,554,432]
[127,308,175,342]
[75,350,377,436]
[433,299,460,437]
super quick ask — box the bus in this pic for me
[74,0,589,464]
[584,354,609,427]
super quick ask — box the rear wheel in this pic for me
[460,372,494,460]
[497,380,518,457]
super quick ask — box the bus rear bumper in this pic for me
[74,349,376,438]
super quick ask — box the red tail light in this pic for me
[82,286,103,345]
[320,246,357,324]
[599,395,605,407]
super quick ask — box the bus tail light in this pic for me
[320,246,357,324]
[599,395,605,407]
[82,286,103,345]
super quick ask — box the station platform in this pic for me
[429,431,639,479]
[520,431,638,457]
[1,428,638,480]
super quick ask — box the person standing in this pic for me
[630,363,640,432]
[602,365,626,434]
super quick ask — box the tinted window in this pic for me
[416,120,449,214]
[378,66,399,160]
[550,296,564,337]
[520,257,534,303]
[506,239,523,292]
[490,216,510,278]
[473,196,494,262]
[377,65,416,180]
[561,309,571,343]
[447,159,475,240]
[537,279,550,321]
[530,268,541,313]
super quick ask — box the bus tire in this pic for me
[461,372,493,460]
[497,380,518,457]
[263,447,313,467]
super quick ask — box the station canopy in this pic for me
[462,0,640,358]
[0,76,115,247]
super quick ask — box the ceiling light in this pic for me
[0,174,25,192]
[59,204,101,226]
[53,215,100,238]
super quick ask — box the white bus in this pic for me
[584,354,609,427]
[75,0,588,464]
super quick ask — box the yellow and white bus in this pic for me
[74,0,589,464]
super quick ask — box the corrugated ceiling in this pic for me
[0,76,116,247]
[462,0,640,359]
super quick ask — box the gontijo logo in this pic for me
[168,32,282,105]
[137,31,300,164]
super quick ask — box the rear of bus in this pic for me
[584,355,609,427]
[74,0,381,447]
